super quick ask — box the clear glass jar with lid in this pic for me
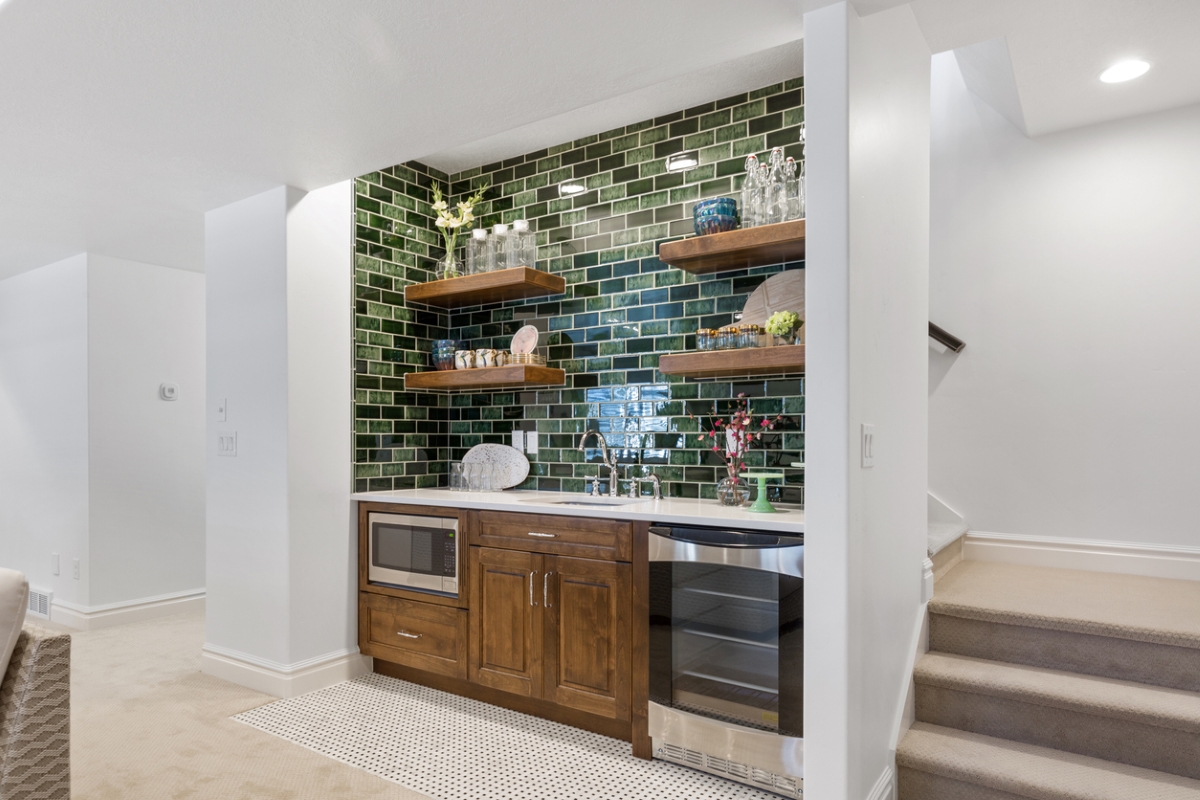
[717,325,739,350]
[697,329,717,351]
[491,224,509,271]
[739,324,764,348]
[467,228,491,274]
[506,220,536,268]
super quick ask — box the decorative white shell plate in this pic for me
[461,443,530,489]
[510,324,540,355]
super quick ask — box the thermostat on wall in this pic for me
[159,383,179,401]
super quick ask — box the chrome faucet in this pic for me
[577,431,620,497]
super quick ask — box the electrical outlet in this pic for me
[218,432,237,457]
[861,423,876,468]
[72,558,80,580]
[217,398,227,422]
[51,553,59,576]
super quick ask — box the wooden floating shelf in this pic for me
[658,345,806,378]
[404,365,566,391]
[404,267,565,308]
[659,219,806,275]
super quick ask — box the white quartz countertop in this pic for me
[350,489,804,535]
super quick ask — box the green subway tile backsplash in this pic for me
[353,81,805,501]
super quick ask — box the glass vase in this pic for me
[716,476,749,507]
[436,253,462,280]
[773,331,797,346]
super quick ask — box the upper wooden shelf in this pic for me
[658,345,805,378]
[659,219,806,275]
[404,267,565,308]
[404,364,566,391]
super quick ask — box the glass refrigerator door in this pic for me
[650,560,803,737]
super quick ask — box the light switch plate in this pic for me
[511,430,525,451]
[525,432,539,455]
[218,432,237,457]
[861,423,875,468]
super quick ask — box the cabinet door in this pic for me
[543,555,631,720]
[469,546,543,698]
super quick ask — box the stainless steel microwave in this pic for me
[367,512,459,597]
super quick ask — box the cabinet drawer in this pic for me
[360,593,468,679]
[474,510,631,561]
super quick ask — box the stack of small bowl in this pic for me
[692,197,739,236]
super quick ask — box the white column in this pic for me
[804,3,931,798]
[201,182,364,697]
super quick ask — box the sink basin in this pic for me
[518,496,648,507]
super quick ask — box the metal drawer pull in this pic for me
[527,531,557,538]
[529,570,537,606]
[544,571,553,607]
[395,630,421,639]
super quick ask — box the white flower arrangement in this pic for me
[431,181,487,277]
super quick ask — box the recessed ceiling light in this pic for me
[559,180,586,196]
[1100,60,1150,84]
[665,151,700,172]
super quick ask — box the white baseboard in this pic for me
[51,588,206,631]
[964,531,1200,582]
[866,765,896,800]
[201,642,372,699]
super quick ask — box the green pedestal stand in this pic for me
[741,472,785,513]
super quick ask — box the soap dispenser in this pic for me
[491,223,509,271]
[467,228,491,274]
[507,220,536,269]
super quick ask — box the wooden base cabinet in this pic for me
[469,546,632,722]
[544,555,631,722]
[468,546,542,697]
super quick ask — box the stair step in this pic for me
[897,722,1200,800]
[930,561,1200,691]
[915,652,1200,779]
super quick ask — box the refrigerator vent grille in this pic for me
[658,741,802,797]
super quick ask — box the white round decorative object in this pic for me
[461,443,530,490]
[510,325,540,355]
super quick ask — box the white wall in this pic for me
[929,54,1200,549]
[806,3,930,798]
[284,183,355,665]
[87,255,206,606]
[205,186,294,667]
[204,181,359,695]
[0,255,91,605]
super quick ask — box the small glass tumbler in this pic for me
[450,462,465,491]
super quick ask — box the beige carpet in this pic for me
[69,609,432,800]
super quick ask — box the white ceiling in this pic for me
[906,0,1200,136]
[0,0,804,279]
[2,0,1198,281]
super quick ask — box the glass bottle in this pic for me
[491,223,509,271]
[784,158,799,221]
[766,148,787,225]
[740,155,759,228]
[467,228,490,274]
[507,220,536,268]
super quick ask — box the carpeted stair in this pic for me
[897,560,1200,799]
